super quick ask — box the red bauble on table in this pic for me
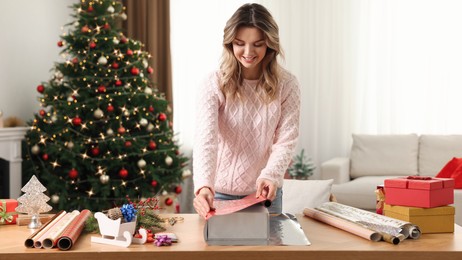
[174,186,182,194]
[119,168,128,179]
[151,180,158,188]
[158,113,167,121]
[69,168,78,179]
[164,197,173,206]
[72,117,82,126]
[37,84,45,93]
[148,140,157,150]
[130,67,139,75]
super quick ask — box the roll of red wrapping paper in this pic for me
[57,209,91,251]
[34,211,68,248]
[24,210,66,248]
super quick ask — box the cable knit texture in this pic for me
[193,69,300,196]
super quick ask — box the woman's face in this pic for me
[232,26,267,79]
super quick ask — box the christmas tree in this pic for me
[23,0,188,211]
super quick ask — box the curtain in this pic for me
[122,0,173,107]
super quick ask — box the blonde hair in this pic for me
[220,3,283,102]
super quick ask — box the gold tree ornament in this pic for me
[15,175,53,229]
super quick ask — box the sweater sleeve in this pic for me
[258,75,301,187]
[192,72,224,195]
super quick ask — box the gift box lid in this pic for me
[384,176,454,190]
[384,204,455,216]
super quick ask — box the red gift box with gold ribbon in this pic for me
[384,176,454,208]
[0,199,18,225]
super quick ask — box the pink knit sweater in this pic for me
[193,69,300,195]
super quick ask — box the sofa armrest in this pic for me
[321,157,351,184]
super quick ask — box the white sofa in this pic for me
[321,134,462,226]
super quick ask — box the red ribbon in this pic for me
[406,175,432,180]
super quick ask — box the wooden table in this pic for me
[1,214,461,260]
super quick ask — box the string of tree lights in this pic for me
[23,0,189,211]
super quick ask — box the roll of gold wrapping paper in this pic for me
[24,211,66,248]
[57,209,91,251]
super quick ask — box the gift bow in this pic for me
[407,175,432,180]
[0,200,16,224]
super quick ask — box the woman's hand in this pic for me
[193,187,214,218]
[256,178,277,201]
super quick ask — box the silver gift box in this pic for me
[204,204,269,245]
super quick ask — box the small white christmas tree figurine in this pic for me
[15,175,52,229]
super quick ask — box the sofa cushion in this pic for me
[350,134,419,178]
[331,176,396,210]
[419,135,462,176]
[282,179,333,214]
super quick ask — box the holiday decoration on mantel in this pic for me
[22,0,188,211]
[15,175,53,229]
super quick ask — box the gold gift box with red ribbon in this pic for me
[0,199,18,225]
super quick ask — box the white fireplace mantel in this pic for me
[0,127,29,198]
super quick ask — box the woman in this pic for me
[193,3,300,218]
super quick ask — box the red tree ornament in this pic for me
[37,85,45,93]
[39,109,46,117]
[174,186,182,194]
[120,37,128,44]
[89,41,96,49]
[158,113,167,121]
[119,168,128,179]
[72,117,82,126]
[165,197,173,206]
[151,180,158,188]
[69,168,78,179]
[115,80,122,86]
[118,126,126,134]
[130,67,139,75]
[107,104,115,113]
[57,41,63,47]
[147,67,154,74]
[97,85,106,93]
[124,141,132,147]
[111,62,119,69]
[103,23,110,30]
[72,57,79,64]
[148,140,157,150]
[91,147,100,156]
[126,49,133,56]
[81,25,89,33]
[42,154,49,161]
[148,106,154,113]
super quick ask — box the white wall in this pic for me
[0,0,74,123]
